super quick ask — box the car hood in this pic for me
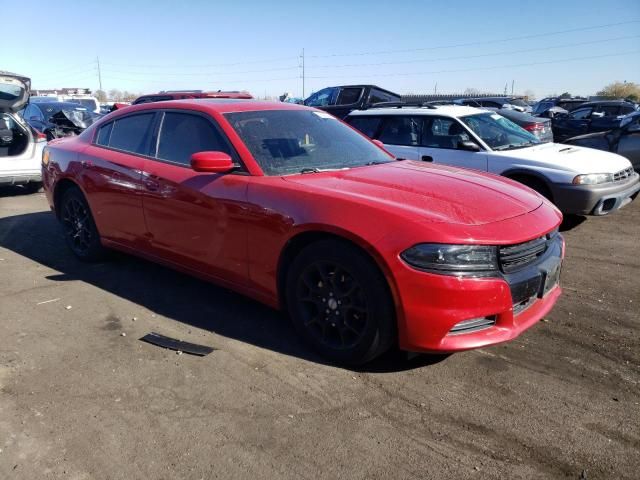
[0,72,30,113]
[490,142,631,173]
[283,161,543,226]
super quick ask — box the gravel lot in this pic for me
[0,187,638,479]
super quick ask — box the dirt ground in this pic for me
[0,186,638,480]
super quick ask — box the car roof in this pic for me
[347,105,483,118]
[33,101,93,109]
[115,98,312,114]
[579,100,633,107]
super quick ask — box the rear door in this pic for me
[617,117,640,170]
[81,112,155,247]
[141,110,250,284]
[375,115,422,160]
[419,116,487,170]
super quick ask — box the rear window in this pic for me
[508,98,528,107]
[336,88,363,105]
[105,113,155,155]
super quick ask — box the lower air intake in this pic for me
[448,316,496,335]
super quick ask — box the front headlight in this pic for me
[400,244,498,276]
[572,173,613,185]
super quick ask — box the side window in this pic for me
[570,108,592,120]
[156,112,231,166]
[346,116,382,138]
[422,117,471,149]
[305,88,337,107]
[620,104,636,115]
[95,122,113,146]
[368,89,398,104]
[108,113,155,155]
[336,88,363,106]
[378,116,421,146]
[598,105,620,116]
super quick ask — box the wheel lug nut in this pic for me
[322,298,326,302]
[326,309,330,313]
[331,323,335,327]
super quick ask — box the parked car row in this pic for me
[3,71,639,366]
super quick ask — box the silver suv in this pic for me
[1,71,45,191]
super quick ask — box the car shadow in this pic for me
[0,185,35,198]
[0,210,448,373]
[559,214,587,232]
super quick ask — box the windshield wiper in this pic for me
[299,167,349,174]
[494,142,537,151]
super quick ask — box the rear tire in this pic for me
[285,239,396,365]
[24,182,43,194]
[59,187,106,262]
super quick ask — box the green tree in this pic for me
[559,92,572,98]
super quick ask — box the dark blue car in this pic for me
[552,100,638,143]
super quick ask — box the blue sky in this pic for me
[2,0,639,99]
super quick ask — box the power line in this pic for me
[307,35,640,69]
[308,20,640,58]
[100,55,298,69]
[307,50,640,79]
[99,74,300,85]
[99,65,299,77]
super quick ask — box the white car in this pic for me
[346,105,640,215]
[1,72,45,191]
[62,95,101,114]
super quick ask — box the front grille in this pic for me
[613,167,634,182]
[499,231,557,274]
[448,316,496,335]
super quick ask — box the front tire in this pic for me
[286,239,396,365]
[59,187,106,262]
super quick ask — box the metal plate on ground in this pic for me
[140,332,215,356]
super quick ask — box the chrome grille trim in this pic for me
[448,317,496,335]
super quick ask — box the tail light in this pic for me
[32,128,47,143]
[524,123,545,133]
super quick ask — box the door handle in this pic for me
[421,155,433,162]
[141,171,160,192]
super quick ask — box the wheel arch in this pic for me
[276,227,401,316]
[501,168,555,201]
[52,178,84,219]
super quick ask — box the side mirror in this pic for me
[371,139,385,148]
[190,151,235,173]
[458,140,481,152]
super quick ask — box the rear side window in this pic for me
[369,89,398,104]
[347,116,382,138]
[597,105,620,116]
[156,112,230,166]
[423,117,471,149]
[95,122,113,146]
[107,113,155,154]
[336,88,363,105]
[378,116,421,146]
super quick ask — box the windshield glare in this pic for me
[460,113,540,150]
[225,110,394,175]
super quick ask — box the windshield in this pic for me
[224,109,394,176]
[461,112,540,150]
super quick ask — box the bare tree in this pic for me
[523,89,536,101]
[597,81,639,101]
[95,90,107,102]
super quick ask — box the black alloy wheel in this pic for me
[59,187,106,261]
[286,239,395,365]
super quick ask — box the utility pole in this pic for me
[300,48,305,99]
[511,79,515,96]
[434,82,438,94]
[96,56,103,92]
[504,82,508,96]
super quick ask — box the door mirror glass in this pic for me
[191,151,234,173]
[457,140,481,152]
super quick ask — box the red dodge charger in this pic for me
[42,100,564,364]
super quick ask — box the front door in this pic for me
[617,118,640,170]
[141,110,250,285]
[419,116,488,171]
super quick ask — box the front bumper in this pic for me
[550,173,640,215]
[394,233,564,353]
[0,170,42,186]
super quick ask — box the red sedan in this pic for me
[42,100,564,365]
